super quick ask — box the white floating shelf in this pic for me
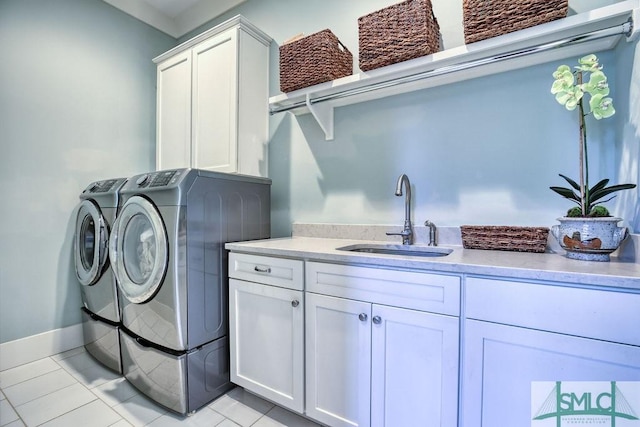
[269,0,639,140]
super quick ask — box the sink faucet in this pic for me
[386,174,413,245]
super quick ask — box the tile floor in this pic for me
[0,347,323,427]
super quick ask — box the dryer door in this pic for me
[110,196,168,304]
[75,200,108,286]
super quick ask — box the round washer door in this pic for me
[110,196,168,304]
[75,200,108,286]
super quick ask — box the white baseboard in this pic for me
[0,323,84,371]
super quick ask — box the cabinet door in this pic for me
[156,51,191,170]
[371,305,459,426]
[191,28,238,173]
[229,279,304,413]
[462,319,640,427]
[306,293,371,427]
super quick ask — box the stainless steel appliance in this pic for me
[109,168,270,414]
[74,177,128,373]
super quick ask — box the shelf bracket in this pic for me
[305,93,334,140]
[628,8,640,41]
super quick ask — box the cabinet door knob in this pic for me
[372,315,382,324]
[291,300,299,307]
[358,313,368,322]
[254,265,271,274]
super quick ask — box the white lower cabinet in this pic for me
[228,254,304,413]
[461,276,640,427]
[371,304,459,426]
[305,261,460,427]
[228,255,461,427]
[228,249,640,427]
[462,319,640,427]
[305,293,372,427]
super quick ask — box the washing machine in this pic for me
[109,168,270,414]
[74,177,127,373]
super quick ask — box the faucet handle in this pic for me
[386,228,413,245]
[386,229,412,237]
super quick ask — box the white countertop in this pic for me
[225,236,640,291]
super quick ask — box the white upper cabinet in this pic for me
[156,51,191,170]
[155,16,271,176]
[190,30,238,173]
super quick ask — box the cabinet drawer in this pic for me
[466,276,640,346]
[229,253,303,290]
[306,262,460,316]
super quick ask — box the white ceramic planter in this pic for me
[551,217,628,262]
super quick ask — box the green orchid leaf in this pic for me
[559,174,581,191]
[589,183,637,203]
[584,178,610,208]
[549,186,580,203]
[589,178,610,194]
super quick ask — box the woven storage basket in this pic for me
[460,225,550,253]
[463,0,568,44]
[358,0,441,72]
[279,29,353,93]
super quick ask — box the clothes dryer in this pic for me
[109,168,270,414]
[74,177,127,373]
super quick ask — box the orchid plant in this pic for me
[550,54,636,217]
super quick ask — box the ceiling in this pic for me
[103,0,247,38]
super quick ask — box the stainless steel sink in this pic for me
[336,243,452,257]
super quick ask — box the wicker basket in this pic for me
[358,0,441,72]
[463,0,568,44]
[279,29,353,93]
[460,225,550,253]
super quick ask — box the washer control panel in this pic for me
[83,178,125,194]
[135,170,182,188]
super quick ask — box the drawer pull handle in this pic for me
[254,265,271,274]
[291,300,300,308]
[358,313,368,322]
[372,315,382,324]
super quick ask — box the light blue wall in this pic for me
[188,0,639,239]
[0,0,176,343]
